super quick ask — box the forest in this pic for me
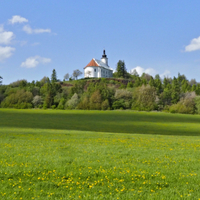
[1,63,200,114]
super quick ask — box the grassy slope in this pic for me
[1,109,200,199]
[1,109,200,136]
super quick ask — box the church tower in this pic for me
[101,49,108,65]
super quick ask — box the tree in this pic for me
[130,69,139,77]
[32,95,43,108]
[73,69,83,80]
[65,93,79,109]
[64,73,69,81]
[51,69,57,83]
[89,90,102,110]
[0,76,2,85]
[85,70,91,78]
[132,85,157,111]
[171,77,180,104]
[116,60,127,78]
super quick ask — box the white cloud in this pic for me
[131,66,171,79]
[0,25,3,32]
[23,25,51,34]
[0,46,15,61]
[9,15,28,24]
[0,25,14,44]
[185,36,200,52]
[21,56,51,68]
[131,66,157,77]
[34,28,51,34]
[160,70,171,78]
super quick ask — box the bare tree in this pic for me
[85,70,91,77]
[64,73,69,81]
[73,69,82,80]
[189,79,197,86]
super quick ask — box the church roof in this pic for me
[84,58,112,70]
[85,59,99,68]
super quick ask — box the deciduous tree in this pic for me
[73,69,82,80]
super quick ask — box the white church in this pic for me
[84,50,113,78]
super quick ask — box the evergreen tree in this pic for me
[154,74,162,94]
[149,77,155,87]
[51,69,57,83]
[116,60,127,78]
[171,77,180,104]
[0,76,2,85]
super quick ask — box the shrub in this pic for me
[169,92,196,114]
[112,99,126,110]
[1,89,33,108]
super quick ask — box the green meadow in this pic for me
[1,109,200,199]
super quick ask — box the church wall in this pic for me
[84,67,113,78]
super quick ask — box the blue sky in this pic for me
[1,0,200,84]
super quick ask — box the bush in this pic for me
[112,99,126,110]
[1,89,33,108]
[169,92,196,114]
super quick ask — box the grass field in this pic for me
[1,109,200,199]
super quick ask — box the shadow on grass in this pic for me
[0,109,200,136]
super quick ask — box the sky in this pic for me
[1,0,200,84]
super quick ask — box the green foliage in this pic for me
[57,97,65,109]
[0,76,2,85]
[112,99,126,109]
[51,69,57,83]
[89,90,102,110]
[195,96,200,114]
[77,95,90,110]
[10,79,28,88]
[70,81,85,97]
[101,99,110,110]
[115,60,127,78]
[169,92,196,114]
[2,72,200,114]
[171,77,180,104]
[127,81,133,88]
[1,89,33,108]
[132,85,157,111]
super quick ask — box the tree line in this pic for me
[1,62,200,114]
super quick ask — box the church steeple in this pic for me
[101,49,108,65]
[102,50,107,58]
